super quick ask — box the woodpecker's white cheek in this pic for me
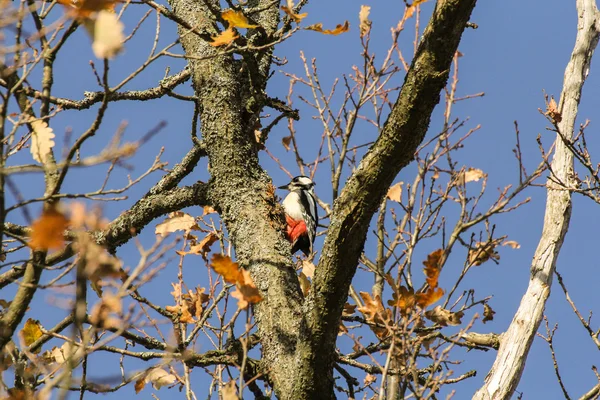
[282,192,304,220]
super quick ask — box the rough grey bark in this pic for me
[164,0,477,398]
[472,0,600,398]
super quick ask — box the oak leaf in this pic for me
[386,182,403,203]
[405,0,428,19]
[298,272,310,297]
[503,240,520,249]
[21,319,43,352]
[306,21,350,35]
[422,249,443,287]
[58,0,116,19]
[281,135,292,151]
[468,240,501,266]
[388,286,416,315]
[424,305,464,326]
[203,205,216,216]
[462,167,486,183]
[301,259,315,279]
[176,232,218,260]
[89,293,122,329]
[546,96,562,122]
[29,208,69,250]
[155,211,198,236]
[222,9,259,29]
[30,120,55,163]
[210,27,239,47]
[210,254,241,284]
[145,367,177,389]
[359,5,371,37]
[415,286,444,308]
[483,303,495,323]
[357,292,392,339]
[281,0,307,23]
[232,269,263,309]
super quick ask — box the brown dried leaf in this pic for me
[29,208,69,250]
[388,286,416,315]
[222,9,259,29]
[468,240,501,266]
[483,303,495,323]
[210,27,239,47]
[155,211,198,236]
[177,232,219,260]
[342,303,356,317]
[21,319,43,352]
[386,182,403,203]
[364,373,377,385]
[210,254,241,284]
[546,96,562,122]
[281,0,307,23]
[232,269,263,309]
[415,287,444,308]
[306,21,349,35]
[422,249,443,288]
[357,292,392,339]
[281,135,292,151]
[30,120,55,163]
[405,0,428,19]
[424,305,464,327]
[359,5,371,37]
[298,272,310,297]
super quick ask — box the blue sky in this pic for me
[5,0,600,398]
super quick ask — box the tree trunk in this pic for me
[473,0,600,398]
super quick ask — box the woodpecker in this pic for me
[279,176,318,256]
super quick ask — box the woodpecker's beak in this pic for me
[278,184,290,190]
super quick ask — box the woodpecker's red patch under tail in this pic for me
[285,215,308,244]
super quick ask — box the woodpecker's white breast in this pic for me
[282,191,304,221]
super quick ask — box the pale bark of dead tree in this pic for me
[473,0,600,398]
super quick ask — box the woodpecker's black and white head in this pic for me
[279,176,318,256]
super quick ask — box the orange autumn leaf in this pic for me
[176,232,219,260]
[231,269,263,309]
[57,0,117,19]
[416,286,444,308]
[210,254,241,284]
[405,0,429,19]
[388,285,416,315]
[422,249,443,287]
[306,21,350,35]
[357,292,392,338]
[222,9,259,29]
[281,0,307,23]
[210,27,239,47]
[29,208,69,250]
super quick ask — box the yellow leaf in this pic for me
[222,9,259,29]
[210,27,239,47]
[281,0,307,23]
[30,120,55,163]
[298,272,310,297]
[155,211,198,236]
[29,208,69,250]
[21,319,43,352]
[84,10,124,59]
[405,0,429,19]
[359,5,371,37]
[386,182,403,202]
[306,21,349,35]
[210,254,241,284]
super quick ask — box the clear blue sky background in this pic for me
[6,0,600,398]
